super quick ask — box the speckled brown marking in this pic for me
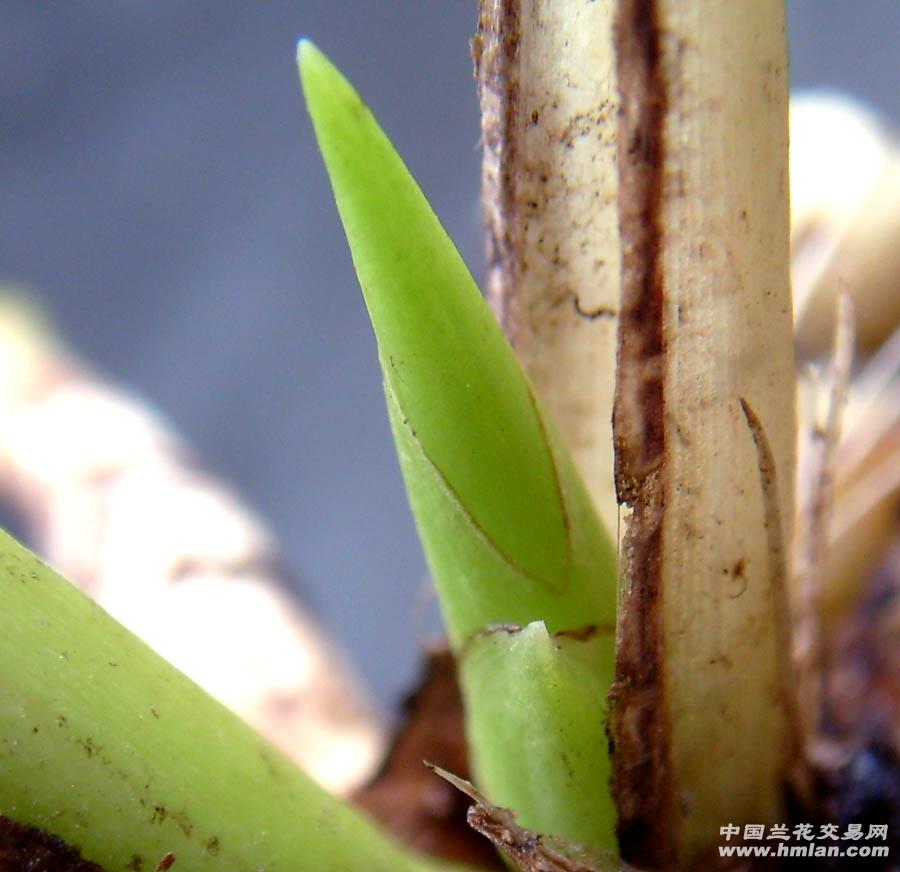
[608,0,673,868]
[155,852,175,872]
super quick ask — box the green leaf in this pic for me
[0,530,450,872]
[298,41,616,646]
[458,622,617,852]
[300,42,619,856]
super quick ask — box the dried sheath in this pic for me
[474,0,621,533]
[611,3,796,868]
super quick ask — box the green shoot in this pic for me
[299,41,618,852]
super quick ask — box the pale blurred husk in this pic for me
[791,94,900,627]
[0,292,385,796]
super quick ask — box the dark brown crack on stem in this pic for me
[609,1,672,869]
[472,0,521,338]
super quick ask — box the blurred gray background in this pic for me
[2,2,898,709]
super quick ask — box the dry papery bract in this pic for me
[431,766,636,872]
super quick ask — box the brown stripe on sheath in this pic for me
[609,1,673,869]
[472,0,521,337]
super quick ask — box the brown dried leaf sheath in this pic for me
[430,767,635,872]
[473,0,621,532]
[609,2,795,867]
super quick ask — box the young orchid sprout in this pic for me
[300,40,619,852]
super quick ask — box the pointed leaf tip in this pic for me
[297,40,340,109]
[298,46,617,643]
[298,46,576,602]
[297,39,328,85]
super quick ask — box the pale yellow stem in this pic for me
[611,3,796,868]
[474,0,621,532]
